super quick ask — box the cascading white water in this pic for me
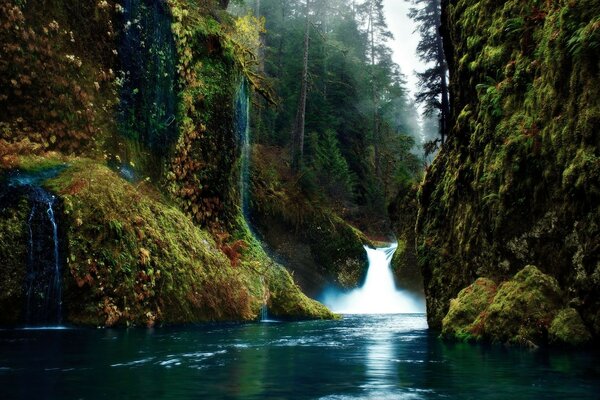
[25,187,63,325]
[320,244,425,314]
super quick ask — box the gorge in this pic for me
[0,0,598,398]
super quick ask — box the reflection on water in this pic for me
[0,315,598,399]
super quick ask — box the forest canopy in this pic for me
[232,0,426,222]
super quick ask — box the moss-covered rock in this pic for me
[40,159,253,326]
[0,158,328,327]
[549,308,592,347]
[0,195,29,324]
[441,277,497,341]
[481,266,564,346]
[389,184,424,295]
[266,265,335,320]
[250,145,369,295]
[440,266,592,347]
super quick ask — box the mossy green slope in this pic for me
[0,0,334,325]
[417,0,600,345]
[250,145,369,295]
[0,158,332,326]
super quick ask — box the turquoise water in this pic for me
[0,314,598,399]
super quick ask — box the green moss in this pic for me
[266,264,336,320]
[45,159,260,326]
[549,308,592,346]
[389,184,424,295]
[416,0,600,344]
[441,278,497,341]
[0,197,29,324]
[250,145,368,292]
[481,266,563,346]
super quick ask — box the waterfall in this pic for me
[235,79,277,322]
[25,187,62,325]
[260,303,268,322]
[235,78,251,220]
[4,167,66,325]
[320,244,425,314]
[117,0,178,156]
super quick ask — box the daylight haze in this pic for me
[383,0,427,101]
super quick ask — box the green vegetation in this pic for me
[44,159,258,326]
[237,0,423,226]
[549,308,593,347]
[442,267,593,347]
[481,266,563,346]
[250,145,369,293]
[417,0,600,347]
[0,0,335,326]
[0,197,29,324]
[388,183,423,294]
[441,278,497,341]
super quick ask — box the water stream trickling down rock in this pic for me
[3,167,66,325]
[25,187,62,325]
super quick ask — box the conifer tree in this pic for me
[407,0,450,145]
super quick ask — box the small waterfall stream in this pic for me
[117,0,178,155]
[320,244,425,314]
[235,78,251,220]
[235,79,276,322]
[4,167,66,325]
[25,187,62,325]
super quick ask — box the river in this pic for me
[1,314,598,399]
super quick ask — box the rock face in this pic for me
[417,0,600,345]
[388,184,424,295]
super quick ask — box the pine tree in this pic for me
[407,0,450,145]
[357,0,394,178]
[291,0,311,173]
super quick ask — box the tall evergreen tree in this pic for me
[407,0,450,144]
[357,0,394,178]
[290,0,311,173]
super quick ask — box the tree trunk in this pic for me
[291,0,310,173]
[434,1,450,144]
[218,0,230,10]
[368,2,381,178]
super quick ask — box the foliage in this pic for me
[406,0,450,142]
[416,0,600,345]
[0,2,115,155]
[242,0,423,222]
[309,129,356,204]
[250,144,370,291]
[0,195,29,324]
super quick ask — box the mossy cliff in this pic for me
[417,0,600,345]
[388,184,424,295]
[0,1,333,326]
[249,145,369,296]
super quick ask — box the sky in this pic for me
[382,0,428,102]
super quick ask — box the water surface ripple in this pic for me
[0,314,598,399]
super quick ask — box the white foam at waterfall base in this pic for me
[320,244,425,314]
